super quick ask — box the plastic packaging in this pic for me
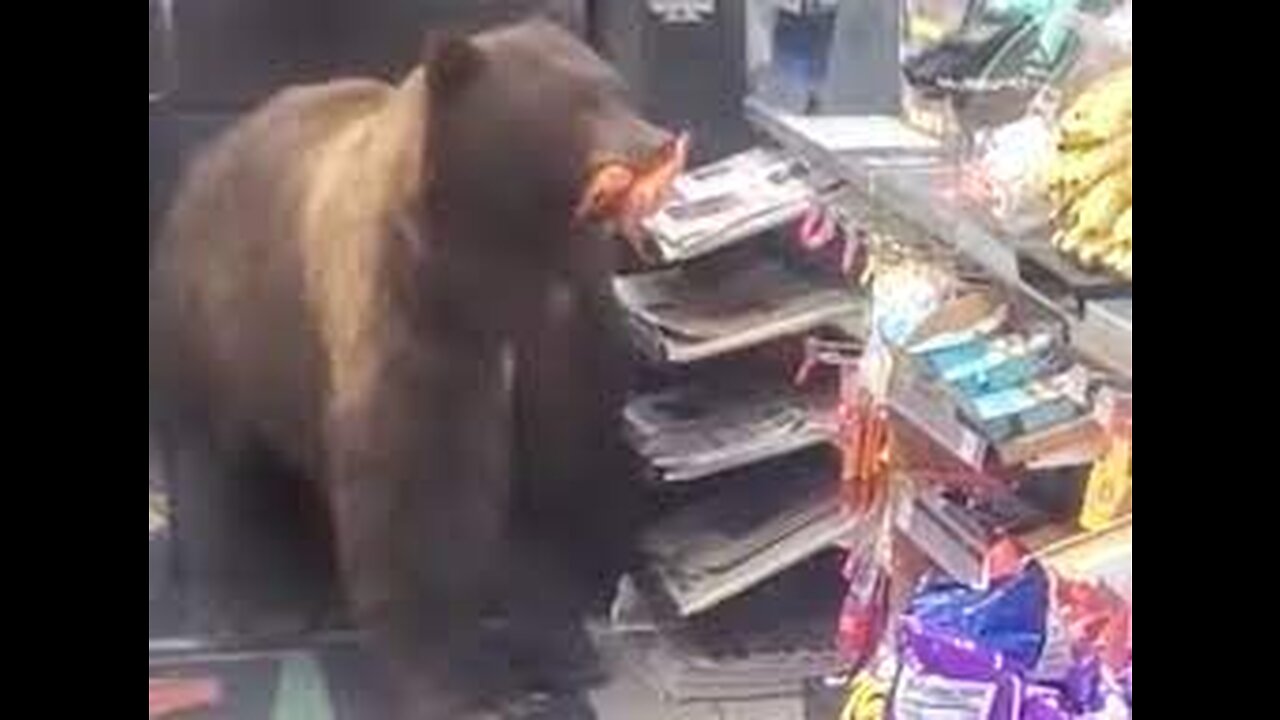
[907,561,1050,671]
[837,544,892,667]
[891,619,1023,720]
[1053,576,1131,673]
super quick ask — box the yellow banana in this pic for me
[1048,132,1132,208]
[1101,244,1129,269]
[1107,245,1132,280]
[1059,65,1133,149]
[1044,65,1133,283]
[1070,166,1131,240]
[1112,205,1132,247]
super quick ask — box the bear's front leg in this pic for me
[513,276,641,601]
[325,341,514,720]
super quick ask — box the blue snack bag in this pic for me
[906,561,1051,670]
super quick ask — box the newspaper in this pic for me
[613,252,866,364]
[638,457,870,616]
[623,631,839,702]
[647,503,860,618]
[617,553,846,702]
[625,378,836,483]
[642,147,836,263]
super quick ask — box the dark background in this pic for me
[148,0,751,248]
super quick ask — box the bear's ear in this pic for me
[424,33,484,101]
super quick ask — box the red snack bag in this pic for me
[1056,577,1132,672]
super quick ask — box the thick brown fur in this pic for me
[150,19,663,719]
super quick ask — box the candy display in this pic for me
[899,290,1098,466]
[923,331,1054,383]
[1051,576,1131,673]
[834,511,893,666]
[738,12,1132,718]
[835,561,1131,719]
[1079,410,1131,531]
[892,619,1024,719]
[908,561,1050,669]
[1044,64,1133,280]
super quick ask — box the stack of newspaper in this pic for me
[613,251,865,364]
[606,145,870,704]
[618,552,847,702]
[637,456,868,617]
[624,378,836,484]
[642,147,838,263]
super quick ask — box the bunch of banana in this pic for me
[1057,65,1132,151]
[1043,64,1133,281]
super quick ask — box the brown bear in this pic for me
[149,18,682,719]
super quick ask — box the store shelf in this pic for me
[744,97,1132,381]
[895,472,1131,593]
[1074,298,1133,380]
[624,379,836,485]
[1035,514,1132,599]
[614,244,867,365]
[637,454,871,618]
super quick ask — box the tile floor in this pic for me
[587,634,807,720]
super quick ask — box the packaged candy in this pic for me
[890,619,1022,720]
[1023,671,1130,720]
[1021,677,1130,720]
[890,624,1131,720]
[1022,684,1072,720]
[836,546,891,667]
[966,366,1088,424]
[979,398,1082,444]
[906,561,1050,670]
[906,297,1009,356]
[1079,421,1131,531]
[835,501,893,666]
[1053,577,1131,673]
[883,561,1130,720]
[1060,654,1102,713]
[1084,694,1130,720]
[924,332,1056,386]
[869,257,956,348]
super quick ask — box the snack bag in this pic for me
[907,561,1051,671]
[890,619,1023,720]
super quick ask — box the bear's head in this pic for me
[417,19,683,328]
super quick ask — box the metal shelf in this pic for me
[744,97,1131,380]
